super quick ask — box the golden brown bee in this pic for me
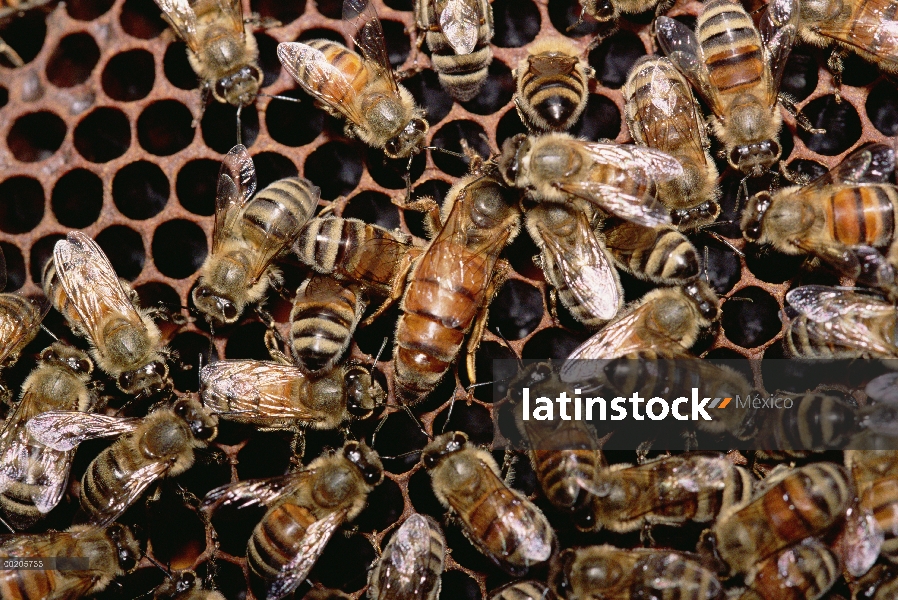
[784,286,898,360]
[550,545,725,600]
[0,522,139,600]
[505,361,607,528]
[201,441,383,600]
[278,0,428,159]
[737,538,840,600]
[153,571,225,600]
[526,203,622,328]
[489,581,551,600]
[26,397,218,526]
[415,0,493,101]
[200,357,383,430]
[623,56,720,230]
[656,0,809,176]
[742,143,898,292]
[393,171,521,405]
[192,145,318,325]
[290,275,366,374]
[0,343,96,530]
[421,431,555,576]
[42,231,169,396]
[701,462,852,577]
[798,0,898,91]
[367,513,445,600]
[514,37,593,133]
[153,0,263,117]
[580,452,753,533]
[0,250,46,404]
[603,219,701,284]
[498,133,681,227]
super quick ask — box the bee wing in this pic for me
[798,143,896,194]
[561,182,672,227]
[200,360,324,422]
[267,509,346,600]
[786,285,894,322]
[277,42,368,127]
[377,513,445,599]
[808,5,898,69]
[53,232,147,347]
[655,17,720,116]
[0,296,48,368]
[866,372,898,404]
[637,62,708,164]
[436,0,482,55]
[153,0,203,53]
[759,0,798,101]
[537,217,621,323]
[201,470,313,511]
[343,0,399,93]
[213,144,257,254]
[88,461,171,526]
[25,411,141,451]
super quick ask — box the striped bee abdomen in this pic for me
[290,275,365,373]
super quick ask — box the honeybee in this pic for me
[200,358,383,430]
[603,220,701,284]
[393,171,521,405]
[525,203,622,328]
[700,462,852,577]
[367,513,445,600]
[26,397,218,526]
[201,441,383,600]
[798,0,898,93]
[415,0,493,102]
[623,56,720,230]
[192,145,318,324]
[153,0,263,122]
[742,143,898,293]
[579,452,753,533]
[42,231,169,395]
[505,361,607,528]
[842,450,898,572]
[278,0,429,159]
[0,522,139,600]
[0,249,46,404]
[153,571,225,600]
[784,286,898,360]
[550,545,725,600]
[738,537,840,600]
[497,133,681,227]
[489,581,551,600]
[0,343,97,530]
[752,392,860,455]
[290,275,365,374]
[421,431,555,575]
[656,0,813,176]
[514,37,593,133]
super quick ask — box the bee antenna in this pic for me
[423,146,467,159]
[495,327,523,369]
[703,245,710,283]
[379,449,424,461]
[0,514,14,533]
[197,353,203,394]
[235,104,244,147]
[704,231,744,257]
[145,554,172,578]
[40,324,59,342]
[371,337,388,372]
[258,93,303,104]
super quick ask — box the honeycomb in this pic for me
[0,0,895,598]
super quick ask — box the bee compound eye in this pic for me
[363,466,382,485]
[76,359,91,373]
[194,424,215,440]
[197,286,211,298]
[174,402,190,417]
[384,139,400,156]
[119,550,136,572]
[118,372,135,390]
[40,348,54,361]
[222,302,238,321]
[451,432,467,448]
[422,453,437,469]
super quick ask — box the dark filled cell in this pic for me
[51,169,102,228]
[304,141,364,200]
[496,107,528,146]
[383,0,412,10]
[176,159,219,216]
[431,120,490,176]
[251,0,305,24]
[570,94,621,140]
[146,488,206,568]
[134,281,181,313]
[840,51,881,88]
[523,327,588,360]
[743,243,806,284]
[472,340,520,402]
[700,239,742,295]
[354,477,404,531]
[366,144,426,190]
[102,49,155,101]
[488,279,543,340]
[372,411,429,475]
[0,177,43,234]
[354,302,400,358]
[296,27,347,44]
[151,219,208,279]
[224,321,270,360]
[797,95,861,156]
[343,190,400,230]
[7,111,66,162]
[404,68,454,124]
[866,80,898,137]
[504,228,543,280]
[45,33,100,88]
[492,0,540,47]
[589,30,646,89]
[786,158,828,182]
[460,60,516,116]
[200,100,260,153]
[29,234,65,285]
[780,45,818,102]
[409,467,446,519]
[120,0,168,39]
[256,33,282,87]
[0,243,25,291]
[548,0,605,37]
[237,431,292,480]
[0,13,46,66]
[0,87,7,109]
[252,151,299,190]
[721,286,781,348]
[315,0,343,19]
[432,402,493,446]
[95,226,145,281]
[382,20,411,68]
[74,107,130,162]
[313,534,376,592]
[265,89,325,147]
[138,100,195,155]
[67,0,115,20]
[112,160,170,219]
[163,41,198,90]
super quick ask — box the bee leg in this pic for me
[635,440,655,464]
[394,65,422,82]
[566,5,586,32]
[586,24,618,53]
[827,48,846,103]
[243,13,282,29]
[653,0,676,18]
[778,93,825,135]
[500,449,518,486]
[289,428,306,467]
[192,85,211,129]
[464,260,511,386]
[639,522,656,547]
[392,194,442,237]
[0,36,23,68]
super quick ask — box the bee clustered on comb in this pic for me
[0,0,894,598]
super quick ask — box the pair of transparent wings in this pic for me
[655,0,798,114]
[419,0,485,55]
[153,0,245,55]
[812,0,898,62]
[794,142,896,196]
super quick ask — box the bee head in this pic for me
[584,0,617,21]
[683,280,720,323]
[507,362,553,404]
[342,441,383,486]
[192,283,240,324]
[729,140,780,177]
[106,524,140,574]
[117,360,169,395]
[344,365,383,419]
[174,398,218,442]
[549,548,577,599]
[741,191,772,242]
[214,65,263,107]
[421,431,467,469]
[384,117,428,159]
[498,134,530,187]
